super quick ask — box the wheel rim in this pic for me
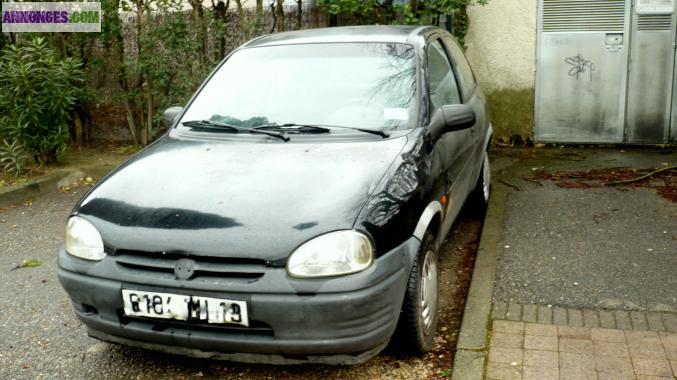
[482,152,491,201]
[420,249,438,334]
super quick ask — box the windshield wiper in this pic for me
[182,119,239,131]
[182,120,290,142]
[341,127,389,138]
[312,124,389,138]
[257,123,389,138]
[253,123,331,134]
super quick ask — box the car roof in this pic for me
[243,25,436,48]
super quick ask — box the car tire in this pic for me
[396,231,439,354]
[468,150,491,216]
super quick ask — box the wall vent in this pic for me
[542,0,626,32]
[637,14,672,31]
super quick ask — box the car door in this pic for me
[440,34,488,192]
[425,37,475,232]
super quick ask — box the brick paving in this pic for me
[486,320,677,380]
[492,302,677,333]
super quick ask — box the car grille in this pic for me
[113,250,268,282]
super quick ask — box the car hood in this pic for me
[75,135,407,262]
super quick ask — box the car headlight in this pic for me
[286,230,374,278]
[65,216,105,261]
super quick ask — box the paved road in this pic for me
[493,149,677,312]
[0,186,482,379]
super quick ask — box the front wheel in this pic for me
[396,231,439,354]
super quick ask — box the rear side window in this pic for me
[442,36,476,101]
[427,40,461,113]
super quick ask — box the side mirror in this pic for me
[162,106,184,128]
[429,104,476,141]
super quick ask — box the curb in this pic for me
[451,178,510,380]
[0,163,118,208]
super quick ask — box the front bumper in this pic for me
[57,237,420,364]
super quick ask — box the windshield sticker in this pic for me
[383,108,409,120]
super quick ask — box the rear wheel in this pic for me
[468,150,491,215]
[397,231,439,354]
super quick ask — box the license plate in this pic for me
[121,289,248,327]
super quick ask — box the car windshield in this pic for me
[178,42,417,132]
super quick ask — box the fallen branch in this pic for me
[498,179,521,191]
[522,176,544,186]
[606,165,677,185]
[545,153,586,162]
[553,156,586,162]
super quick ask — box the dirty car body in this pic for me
[57,26,492,365]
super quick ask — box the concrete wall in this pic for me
[465,0,538,143]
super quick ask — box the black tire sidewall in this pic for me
[398,231,439,353]
[469,151,490,215]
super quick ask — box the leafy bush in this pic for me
[0,33,7,51]
[0,139,30,176]
[317,0,489,45]
[0,37,85,165]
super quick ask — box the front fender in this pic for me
[413,201,443,241]
[354,128,447,256]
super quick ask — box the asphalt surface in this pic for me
[493,149,677,312]
[0,186,482,379]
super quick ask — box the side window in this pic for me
[427,40,461,113]
[442,36,477,101]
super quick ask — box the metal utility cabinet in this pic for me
[535,0,677,144]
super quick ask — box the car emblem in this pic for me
[174,258,196,280]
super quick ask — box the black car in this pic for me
[58,25,492,365]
